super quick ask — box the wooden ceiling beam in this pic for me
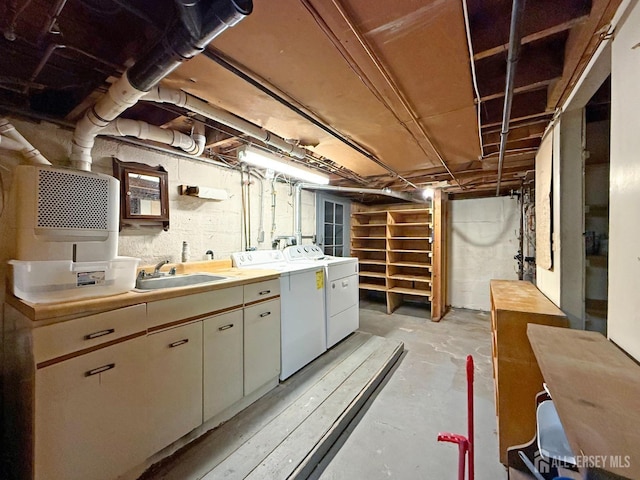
[482,116,552,135]
[473,16,589,61]
[475,33,566,99]
[467,0,591,53]
[481,88,550,125]
[484,138,541,156]
[483,122,546,146]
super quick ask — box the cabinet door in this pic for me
[147,321,203,452]
[203,309,243,422]
[34,336,150,480]
[244,298,281,395]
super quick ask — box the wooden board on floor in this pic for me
[200,334,404,480]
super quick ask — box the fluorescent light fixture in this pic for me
[238,146,330,185]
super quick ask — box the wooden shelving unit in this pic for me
[351,197,447,320]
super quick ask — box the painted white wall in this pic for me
[608,0,640,360]
[447,196,519,311]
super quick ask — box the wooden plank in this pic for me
[527,325,640,479]
[431,189,447,321]
[490,280,564,316]
[388,287,431,297]
[389,262,432,269]
[203,336,399,479]
[248,340,404,480]
[359,283,387,292]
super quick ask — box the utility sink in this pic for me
[135,273,228,290]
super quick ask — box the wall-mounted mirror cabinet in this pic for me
[112,157,169,230]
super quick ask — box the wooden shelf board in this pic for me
[359,272,386,279]
[351,248,386,252]
[387,208,432,214]
[388,287,431,297]
[586,255,608,268]
[389,236,430,240]
[353,223,386,227]
[359,283,387,292]
[352,236,386,240]
[358,259,387,266]
[389,262,432,269]
[389,274,431,283]
[389,222,432,227]
[352,211,388,216]
[585,298,608,317]
[389,249,432,254]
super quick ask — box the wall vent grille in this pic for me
[37,169,109,230]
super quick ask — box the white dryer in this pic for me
[231,250,326,380]
[284,245,359,348]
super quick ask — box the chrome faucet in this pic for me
[154,259,170,275]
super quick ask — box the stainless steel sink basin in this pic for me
[135,273,227,290]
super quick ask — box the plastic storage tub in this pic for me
[9,257,140,304]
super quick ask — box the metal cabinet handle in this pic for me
[342,280,349,287]
[218,324,234,331]
[258,289,271,295]
[84,328,115,340]
[85,363,115,377]
[169,339,189,348]
[259,311,271,318]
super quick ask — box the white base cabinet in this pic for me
[203,309,244,422]
[4,278,282,480]
[147,321,203,453]
[34,336,150,480]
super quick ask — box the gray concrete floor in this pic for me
[310,298,507,480]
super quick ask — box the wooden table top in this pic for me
[528,324,640,479]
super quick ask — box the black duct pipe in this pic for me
[128,0,252,92]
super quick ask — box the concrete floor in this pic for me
[309,298,507,480]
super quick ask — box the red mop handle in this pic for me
[467,355,474,480]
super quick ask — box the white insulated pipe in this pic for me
[143,86,307,159]
[101,118,206,156]
[70,73,148,170]
[0,117,51,165]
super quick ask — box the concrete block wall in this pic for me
[0,117,316,268]
[447,196,519,311]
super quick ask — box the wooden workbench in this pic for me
[528,324,640,480]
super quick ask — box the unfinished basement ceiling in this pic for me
[0,0,621,199]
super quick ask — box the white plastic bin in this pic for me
[9,257,140,303]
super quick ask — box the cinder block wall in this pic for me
[447,196,519,311]
[0,117,316,266]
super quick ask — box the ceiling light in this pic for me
[421,187,434,199]
[237,146,330,185]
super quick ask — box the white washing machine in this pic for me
[284,245,359,348]
[231,249,326,380]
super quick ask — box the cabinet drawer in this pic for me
[32,304,147,364]
[244,278,280,304]
[147,286,243,329]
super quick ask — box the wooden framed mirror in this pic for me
[112,157,169,230]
